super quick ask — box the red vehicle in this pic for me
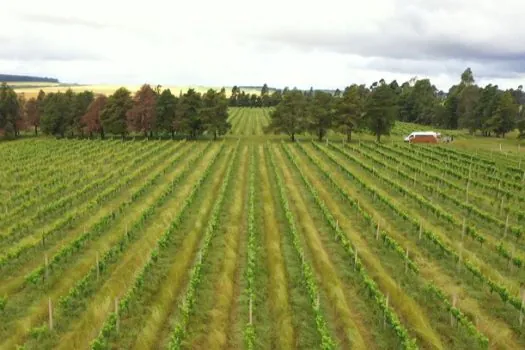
[404,131,440,144]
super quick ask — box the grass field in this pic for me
[1,108,525,349]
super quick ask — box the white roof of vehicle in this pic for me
[408,131,439,136]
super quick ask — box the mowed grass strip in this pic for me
[51,143,224,350]
[0,142,212,349]
[257,145,296,349]
[267,145,334,349]
[88,143,230,350]
[288,142,443,349]
[354,142,525,282]
[0,140,173,252]
[0,141,169,244]
[111,145,234,350]
[307,142,521,348]
[271,144,368,349]
[0,140,139,228]
[198,145,249,349]
[0,141,185,293]
[327,143,524,295]
[177,145,243,348]
[167,142,240,349]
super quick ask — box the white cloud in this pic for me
[1,0,524,90]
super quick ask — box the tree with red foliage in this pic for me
[127,84,157,138]
[82,95,108,139]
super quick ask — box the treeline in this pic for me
[267,68,525,141]
[0,74,59,83]
[229,84,281,107]
[0,84,230,140]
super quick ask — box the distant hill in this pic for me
[0,74,59,83]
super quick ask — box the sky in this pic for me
[1,0,525,91]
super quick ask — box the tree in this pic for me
[269,90,283,106]
[267,89,307,141]
[250,94,259,107]
[82,95,107,139]
[365,81,398,142]
[458,85,481,134]
[307,91,334,141]
[517,106,525,138]
[16,93,27,135]
[489,92,518,137]
[444,85,461,129]
[59,89,77,137]
[25,97,40,135]
[461,68,475,86]
[0,83,21,138]
[261,83,270,107]
[127,84,157,138]
[36,90,46,120]
[201,89,231,140]
[477,85,500,136]
[335,84,365,141]
[409,79,438,125]
[230,86,240,106]
[41,92,69,137]
[100,87,132,138]
[72,91,94,136]
[156,89,179,138]
[396,79,438,125]
[178,89,203,139]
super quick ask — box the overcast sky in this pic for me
[1,0,524,90]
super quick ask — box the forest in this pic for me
[1,68,525,141]
[0,74,59,83]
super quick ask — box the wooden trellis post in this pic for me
[466,180,470,203]
[458,246,463,273]
[384,294,389,328]
[451,294,457,327]
[96,252,100,280]
[405,248,409,273]
[520,294,525,326]
[249,297,253,325]
[504,215,509,239]
[115,297,120,333]
[45,254,49,282]
[48,297,53,330]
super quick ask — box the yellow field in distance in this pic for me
[12,84,262,98]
